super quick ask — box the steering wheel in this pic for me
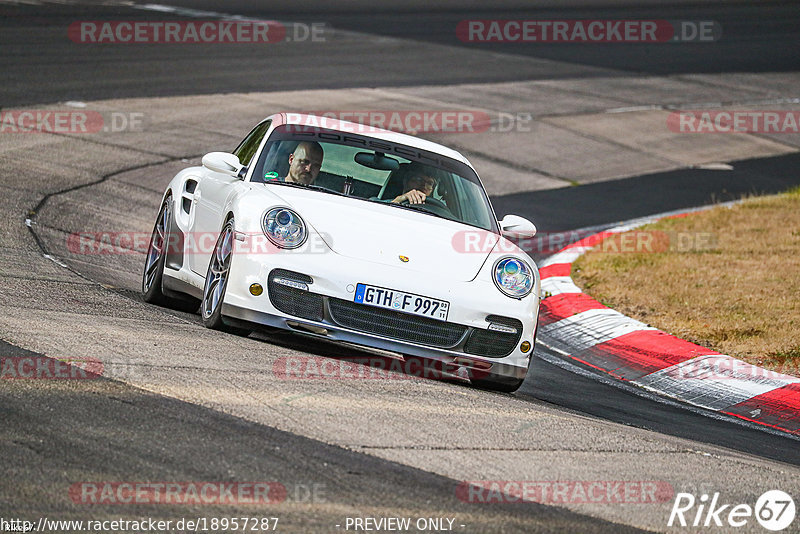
[400,196,453,218]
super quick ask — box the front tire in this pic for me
[142,196,199,313]
[201,218,250,336]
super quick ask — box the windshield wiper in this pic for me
[380,199,457,223]
[262,181,347,197]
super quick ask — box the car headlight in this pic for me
[493,257,533,298]
[262,207,306,249]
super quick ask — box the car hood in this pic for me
[264,185,498,282]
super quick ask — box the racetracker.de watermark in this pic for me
[287,111,488,134]
[273,355,474,381]
[71,20,276,43]
[457,20,720,43]
[69,21,327,44]
[659,356,799,381]
[0,110,144,134]
[668,110,800,133]
[0,356,103,379]
[457,480,674,504]
[285,111,540,134]
[68,482,311,505]
[452,230,717,255]
[66,231,330,255]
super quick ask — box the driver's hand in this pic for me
[394,189,427,205]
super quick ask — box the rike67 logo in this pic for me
[669,490,795,531]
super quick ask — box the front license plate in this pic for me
[354,283,449,321]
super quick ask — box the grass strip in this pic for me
[572,186,800,376]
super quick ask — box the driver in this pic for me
[391,164,438,205]
[284,141,324,184]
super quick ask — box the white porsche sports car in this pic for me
[142,113,540,392]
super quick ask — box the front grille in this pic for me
[464,315,523,358]
[267,269,324,322]
[328,298,467,348]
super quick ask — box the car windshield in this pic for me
[250,124,498,232]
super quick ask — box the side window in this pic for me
[233,120,271,167]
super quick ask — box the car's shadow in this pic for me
[250,329,475,386]
[123,287,475,386]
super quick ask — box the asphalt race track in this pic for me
[3,1,800,106]
[2,1,800,533]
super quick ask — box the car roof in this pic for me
[271,113,473,168]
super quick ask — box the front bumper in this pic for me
[222,233,539,381]
[222,301,530,381]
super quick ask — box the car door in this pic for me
[190,120,271,275]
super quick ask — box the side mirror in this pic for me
[202,152,244,177]
[499,214,536,238]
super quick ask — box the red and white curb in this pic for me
[536,211,800,437]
